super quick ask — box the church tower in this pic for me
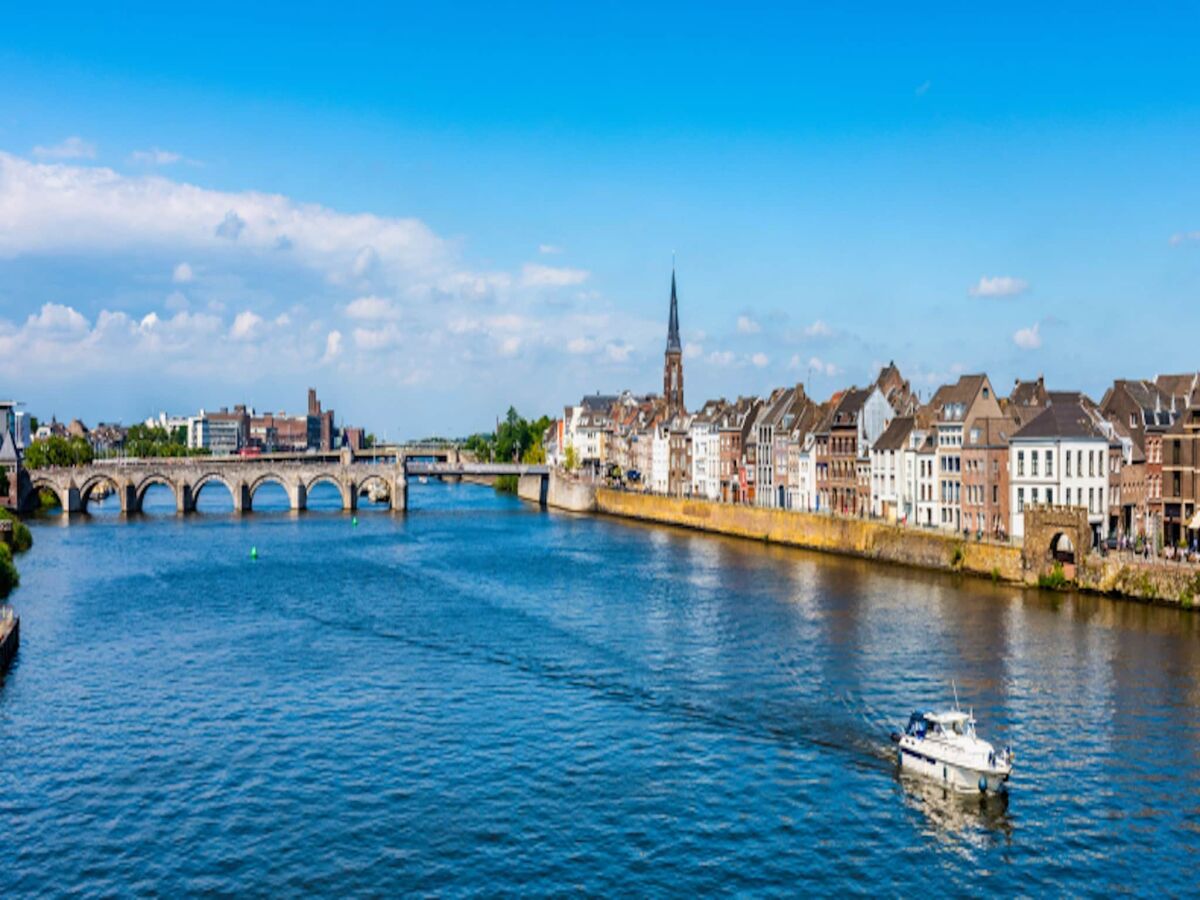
[663,268,684,415]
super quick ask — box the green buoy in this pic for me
[250,546,258,560]
[352,516,359,527]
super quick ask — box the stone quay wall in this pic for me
[594,489,1024,583]
[517,472,596,512]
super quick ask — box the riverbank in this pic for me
[595,488,1025,582]
[516,479,1198,608]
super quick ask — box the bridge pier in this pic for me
[292,482,307,512]
[64,486,81,515]
[233,482,251,515]
[393,476,407,512]
[177,484,194,515]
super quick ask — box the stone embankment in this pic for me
[512,478,1198,608]
[517,472,597,512]
[594,489,1023,582]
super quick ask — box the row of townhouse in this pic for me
[556,368,1200,551]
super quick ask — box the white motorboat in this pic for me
[891,708,1013,794]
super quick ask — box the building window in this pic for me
[1031,452,1038,477]
[1066,487,1072,506]
[1046,450,1053,477]
[1017,451,1025,477]
[1066,453,1072,477]
[992,485,998,503]
[1018,488,1024,512]
[1031,487,1039,504]
[1046,489,1054,505]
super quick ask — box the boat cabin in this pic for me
[905,710,976,739]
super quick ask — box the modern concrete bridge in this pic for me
[19,446,548,517]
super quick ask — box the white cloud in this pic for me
[130,147,182,166]
[520,263,589,288]
[230,310,263,341]
[751,352,769,368]
[353,325,403,351]
[684,342,704,359]
[0,152,451,285]
[26,302,90,337]
[352,245,379,278]
[803,319,832,338]
[538,244,563,255]
[708,350,735,366]
[1013,322,1041,349]
[605,342,633,363]
[32,136,96,160]
[567,336,596,354]
[344,295,400,321]
[0,151,678,419]
[1170,231,1200,246]
[736,315,760,334]
[969,275,1029,298]
[792,354,840,377]
[322,329,343,363]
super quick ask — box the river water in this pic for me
[1,481,1198,895]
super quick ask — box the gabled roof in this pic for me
[1011,401,1107,441]
[873,416,915,452]
[965,416,1016,448]
[580,393,618,410]
[0,429,17,463]
[1010,375,1048,408]
[832,387,871,426]
[929,374,989,422]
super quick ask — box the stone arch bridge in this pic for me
[19,448,547,518]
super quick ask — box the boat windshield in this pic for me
[904,713,928,737]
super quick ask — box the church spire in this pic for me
[663,262,684,415]
[666,267,681,353]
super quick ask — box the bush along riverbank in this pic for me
[0,509,33,599]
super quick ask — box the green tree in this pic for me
[564,445,578,472]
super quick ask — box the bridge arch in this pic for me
[189,472,239,513]
[247,472,299,511]
[355,473,393,510]
[304,472,353,511]
[133,473,180,514]
[25,474,68,514]
[79,472,125,515]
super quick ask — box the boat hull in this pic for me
[898,744,1010,794]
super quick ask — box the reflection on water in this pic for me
[897,771,1014,850]
[4,482,1200,894]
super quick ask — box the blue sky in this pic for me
[1,2,1197,436]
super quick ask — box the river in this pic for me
[2,481,1198,895]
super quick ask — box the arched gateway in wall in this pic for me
[1022,505,1091,579]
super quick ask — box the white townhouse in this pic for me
[1008,399,1111,545]
[870,416,921,522]
[916,433,938,528]
[689,401,725,501]
[651,422,670,495]
[789,430,818,513]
